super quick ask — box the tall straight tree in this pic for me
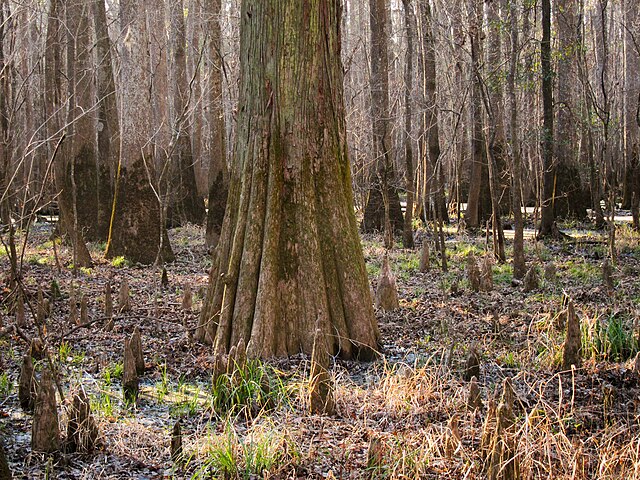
[106,0,174,264]
[507,0,525,279]
[93,0,118,240]
[66,0,99,241]
[197,0,379,360]
[204,0,228,248]
[45,0,93,267]
[624,0,639,229]
[362,0,404,240]
[554,0,588,220]
[401,0,415,249]
[466,0,490,229]
[167,0,206,227]
[539,0,555,237]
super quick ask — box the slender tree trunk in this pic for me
[507,0,525,279]
[44,0,93,267]
[362,0,404,239]
[539,0,555,237]
[420,1,448,226]
[66,0,99,243]
[197,0,379,360]
[624,0,640,229]
[167,0,206,227]
[466,0,488,230]
[485,0,510,215]
[204,0,228,248]
[106,0,174,264]
[555,0,588,220]
[401,0,415,249]
[93,0,118,241]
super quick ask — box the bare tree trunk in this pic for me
[204,0,228,248]
[45,0,93,267]
[555,0,589,220]
[93,0,118,241]
[66,0,99,246]
[362,0,404,239]
[167,0,206,227]
[539,0,555,237]
[625,0,640,229]
[106,0,174,264]
[401,0,415,249]
[420,1,448,227]
[507,0,525,279]
[466,0,489,230]
[197,0,379,360]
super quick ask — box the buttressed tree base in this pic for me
[197,0,379,360]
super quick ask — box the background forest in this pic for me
[0,0,639,478]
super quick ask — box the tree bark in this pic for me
[554,0,589,220]
[197,0,379,360]
[65,0,100,242]
[507,0,525,279]
[539,0,555,237]
[93,0,118,241]
[401,0,415,249]
[106,0,174,264]
[204,0,228,248]
[420,1,448,226]
[45,0,93,267]
[623,0,639,229]
[466,0,490,229]
[362,0,404,239]
[167,0,206,227]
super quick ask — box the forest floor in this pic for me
[1,217,640,479]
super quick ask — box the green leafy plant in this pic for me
[111,256,130,268]
[210,360,290,417]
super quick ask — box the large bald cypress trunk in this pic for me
[197,0,379,360]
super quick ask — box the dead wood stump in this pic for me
[32,370,60,453]
[602,259,614,292]
[79,295,88,325]
[0,441,10,480]
[468,375,483,410]
[50,280,61,301]
[479,256,493,292]
[18,353,37,412]
[484,379,520,480]
[66,387,99,453]
[463,345,481,381]
[161,267,169,289]
[130,327,145,375]
[543,262,556,282]
[366,433,386,470]
[171,421,183,465]
[123,339,139,404]
[36,288,46,327]
[309,328,335,415]
[104,281,113,331]
[480,398,497,457]
[15,293,25,329]
[118,279,131,313]
[419,242,430,273]
[181,285,192,312]
[68,291,78,325]
[523,266,539,292]
[444,414,461,458]
[562,301,581,369]
[633,352,640,376]
[467,256,481,292]
[375,254,399,311]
